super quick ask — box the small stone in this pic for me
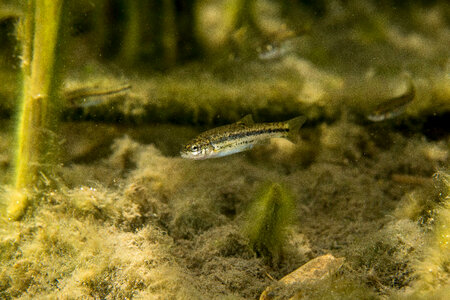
[260,254,345,300]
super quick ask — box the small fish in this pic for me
[65,84,131,108]
[258,43,291,61]
[257,28,303,61]
[367,81,415,122]
[181,115,306,160]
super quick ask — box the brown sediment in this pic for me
[2,113,447,298]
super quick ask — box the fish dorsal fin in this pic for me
[237,114,254,125]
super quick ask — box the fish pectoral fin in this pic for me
[255,139,271,146]
[237,114,255,125]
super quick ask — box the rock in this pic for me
[260,254,345,300]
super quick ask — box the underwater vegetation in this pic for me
[407,172,450,298]
[3,0,66,221]
[245,182,296,264]
[0,0,448,299]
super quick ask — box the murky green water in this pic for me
[0,1,449,299]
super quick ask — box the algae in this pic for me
[1,114,447,298]
[0,0,449,299]
[245,182,296,264]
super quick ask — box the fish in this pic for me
[367,80,415,122]
[65,84,131,108]
[180,115,306,160]
[257,37,299,61]
[258,43,291,61]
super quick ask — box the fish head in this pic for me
[180,138,214,160]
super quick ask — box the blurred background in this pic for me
[0,0,449,125]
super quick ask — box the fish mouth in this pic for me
[180,151,200,160]
[180,151,210,160]
[180,151,190,159]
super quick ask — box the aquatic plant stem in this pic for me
[224,0,258,39]
[120,0,141,64]
[11,0,64,218]
[162,0,177,67]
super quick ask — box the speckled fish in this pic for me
[258,43,291,60]
[367,81,415,122]
[181,115,306,160]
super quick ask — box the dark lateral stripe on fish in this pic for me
[213,127,288,143]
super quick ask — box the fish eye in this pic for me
[191,145,199,152]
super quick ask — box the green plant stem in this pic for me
[120,0,141,64]
[162,0,177,67]
[15,0,64,190]
[225,0,257,34]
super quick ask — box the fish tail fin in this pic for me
[286,116,306,142]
